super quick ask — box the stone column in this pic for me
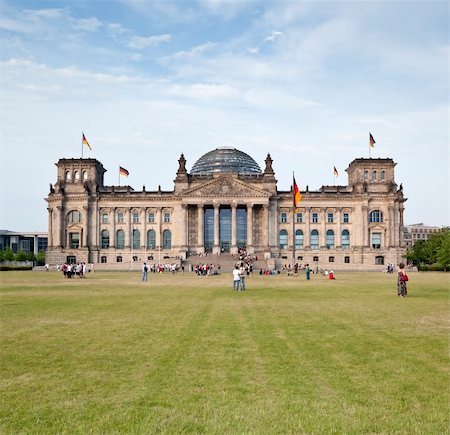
[305,207,311,248]
[181,204,188,251]
[213,204,220,254]
[142,207,147,250]
[197,205,204,251]
[111,208,116,248]
[262,204,269,250]
[387,206,394,247]
[231,204,237,254]
[336,208,342,248]
[399,205,404,247]
[321,207,326,248]
[126,208,131,248]
[157,208,162,249]
[362,206,368,247]
[47,208,53,248]
[246,204,253,250]
[83,205,89,248]
[56,205,63,248]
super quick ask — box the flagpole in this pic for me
[81,133,83,159]
[292,172,296,268]
[118,167,120,187]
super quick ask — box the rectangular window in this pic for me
[343,213,349,223]
[372,233,381,249]
[101,213,109,224]
[148,212,155,223]
[327,213,334,223]
[329,256,335,263]
[101,256,107,263]
[281,212,287,223]
[164,212,171,223]
[116,256,122,263]
[312,213,318,223]
[22,240,31,252]
[69,233,80,249]
[296,212,303,223]
[133,212,139,223]
[116,212,124,223]
[344,256,350,264]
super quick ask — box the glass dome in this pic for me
[190,147,262,175]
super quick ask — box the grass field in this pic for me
[1,271,448,434]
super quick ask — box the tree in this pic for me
[15,250,28,261]
[36,251,46,266]
[3,248,15,261]
[436,230,450,271]
[406,228,450,270]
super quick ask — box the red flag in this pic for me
[119,166,129,177]
[369,132,376,147]
[293,175,301,209]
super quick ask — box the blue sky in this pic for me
[0,0,448,231]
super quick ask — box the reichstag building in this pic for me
[45,147,406,270]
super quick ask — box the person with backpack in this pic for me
[397,262,408,297]
[142,262,148,282]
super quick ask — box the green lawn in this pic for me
[1,271,448,434]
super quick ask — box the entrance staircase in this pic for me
[183,252,268,273]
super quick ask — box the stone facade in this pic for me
[45,149,406,270]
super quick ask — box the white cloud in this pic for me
[127,33,171,50]
[264,30,283,43]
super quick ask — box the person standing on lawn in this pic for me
[397,262,408,297]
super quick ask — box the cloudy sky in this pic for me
[0,0,448,231]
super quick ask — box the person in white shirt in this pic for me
[232,266,242,291]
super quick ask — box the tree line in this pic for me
[406,228,450,271]
[0,249,46,265]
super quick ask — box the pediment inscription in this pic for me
[182,176,269,199]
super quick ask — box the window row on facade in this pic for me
[68,210,172,224]
[279,229,384,250]
[280,210,384,224]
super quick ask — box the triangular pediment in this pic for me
[181,176,270,199]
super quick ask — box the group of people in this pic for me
[194,263,221,276]
[60,262,88,278]
[142,262,184,280]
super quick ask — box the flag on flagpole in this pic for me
[369,132,376,147]
[82,132,92,150]
[119,166,129,177]
[293,175,301,209]
[333,166,339,177]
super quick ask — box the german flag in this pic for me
[293,175,301,209]
[82,132,92,150]
[369,132,376,147]
[119,166,129,177]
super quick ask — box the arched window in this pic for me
[147,229,156,249]
[371,170,377,181]
[310,230,319,249]
[82,171,88,180]
[279,230,288,249]
[68,210,81,223]
[326,230,334,249]
[342,229,350,249]
[101,230,110,249]
[74,171,80,181]
[65,171,71,180]
[163,229,171,249]
[116,230,125,249]
[381,170,386,181]
[295,229,303,249]
[369,210,384,223]
[132,229,140,249]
